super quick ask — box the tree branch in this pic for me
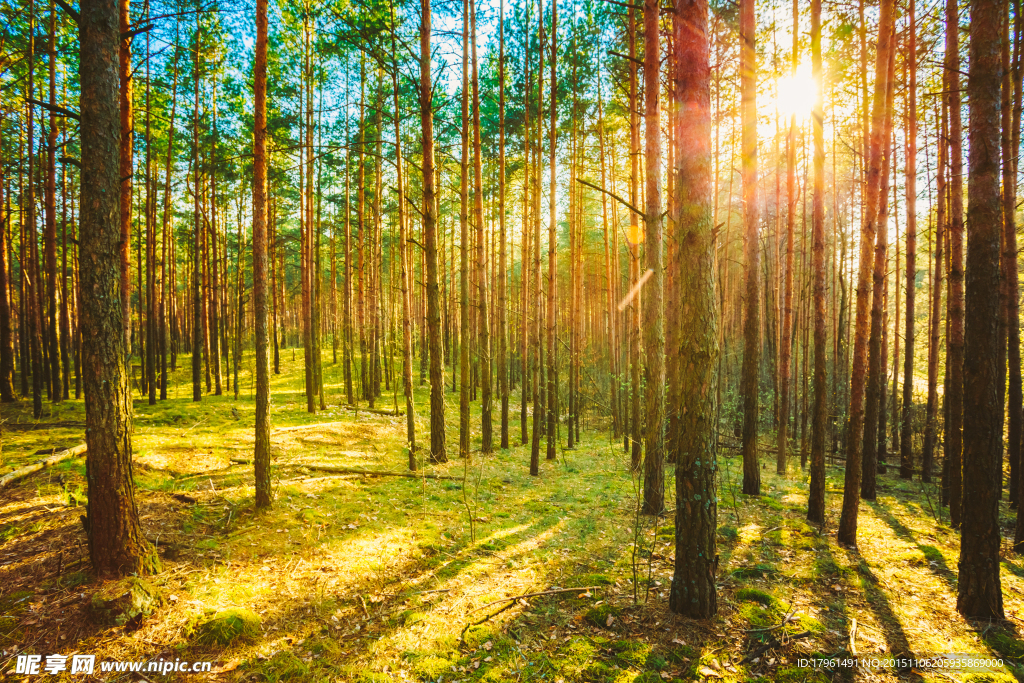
[26,97,80,121]
[54,0,79,24]
[577,178,644,218]
[608,50,644,66]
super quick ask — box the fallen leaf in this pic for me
[672,638,687,646]
[210,659,240,674]
[698,666,722,678]
[483,641,493,651]
[606,615,615,627]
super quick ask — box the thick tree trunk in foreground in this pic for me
[252,0,272,509]
[421,0,446,464]
[739,0,760,496]
[838,0,894,547]
[80,0,158,576]
[958,0,1004,619]
[669,0,718,618]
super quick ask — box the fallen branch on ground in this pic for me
[0,443,87,490]
[340,405,404,417]
[306,465,459,480]
[471,586,599,613]
[273,421,349,433]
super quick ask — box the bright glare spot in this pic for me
[775,62,817,119]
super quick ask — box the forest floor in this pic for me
[1,353,1024,682]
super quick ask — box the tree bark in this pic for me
[958,0,1005,619]
[641,0,664,515]
[739,0,760,496]
[901,0,918,480]
[420,0,446,463]
[862,37,896,500]
[80,0,158,576]
[669,0,718,617]
[945,0,966,527]
[807,0,827,525]
[252,0,272,509]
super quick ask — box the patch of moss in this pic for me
[760,496,784,511]
[252,651,309,682]
[406,653,452,680]
[983,630,1024,659]
[193,607,261,646]
[737,603,774,629]
[607,639,650,668]
[570,572,614,587]
[90,577,164,627]
[962,674,1017,683]
[718,525,739,541]
[579,660,617,682]
[735,587,777,607]
[770,665,830,682]
[584,604,621,628]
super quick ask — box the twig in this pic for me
[471,587,598,613]
[743,608,797,633]
[742,630,812,664]
[460,600,518,644]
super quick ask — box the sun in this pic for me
[775,62,817,119]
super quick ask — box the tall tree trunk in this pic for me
[945,0,966,528]
[27,4,43,418]
[901,0,918,480]
[191,10,202,402]
[530,0,545,475]
[421,0,446,463]
[924,101,946,486]
[0,121,13,403]
[80,0,158,576]
[459,0,471,459]
[641,0,664,514]
[807,0,827,525]
[669,0,718,618]
[837,0,895,547]
[739,0,760,495]
[628,1,641,468]
[391,0,416,468]
[253,0,271,508]
[778,0,798,476]
[862,38,896,500]
[546,0,558,463]
[471,0,492,454]
[958,0,1005,619]
[498,0,510,450]
[1002,0,1022,512]
[45,0,61,402]
[119,0,132,352]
